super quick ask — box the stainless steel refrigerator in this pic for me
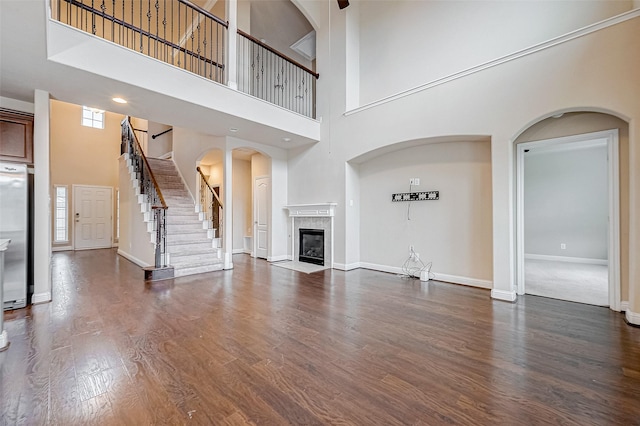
[0,162,27,310]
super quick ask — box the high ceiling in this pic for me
[0,0,319,149]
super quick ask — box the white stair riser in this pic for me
[128,157,226,277]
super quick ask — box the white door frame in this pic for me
[253,175,270,259]
[72,184,114,251]
[515,129,620,311]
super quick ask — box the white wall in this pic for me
[359,140,493,282]
[251,152,269,177]
[288,2,640,307]
[232,157,252,251]
[117,156,155,267]
[172,127,226,201]
[358,1,633,105]
[147,122,172,158]
[524,146,608,260]
[249,0,314,68]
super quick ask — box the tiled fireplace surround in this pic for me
[284,203,336,268]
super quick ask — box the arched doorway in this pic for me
[514,111,628,310]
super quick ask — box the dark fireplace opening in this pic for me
[299,228,324,265]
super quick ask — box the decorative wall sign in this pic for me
[392,191,439,202]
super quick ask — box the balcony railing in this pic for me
[53,1,319,117]
[237,30,318,119]
[55,0,227,83]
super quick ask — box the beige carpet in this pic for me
[271,260,329,274]
[525,259,608,306]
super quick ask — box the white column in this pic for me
[490,135,517,302]
[626,121,640,325]
[0,239,10,351]
[33,89,52,304]
[269,156,288,262]
[223,148,233,269]
[226,0,238,90]
[342,162,360,270]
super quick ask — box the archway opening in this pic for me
[514,111,629,310]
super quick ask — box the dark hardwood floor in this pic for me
[1,249,639,425]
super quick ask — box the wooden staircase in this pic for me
[146,158,224,277]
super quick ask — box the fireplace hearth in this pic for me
[299,228,324,265]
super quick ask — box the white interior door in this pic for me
[74,185,113,250]
[254,177,269,259]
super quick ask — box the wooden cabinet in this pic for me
[0,109,34,164]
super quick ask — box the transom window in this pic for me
[82,106,104,129]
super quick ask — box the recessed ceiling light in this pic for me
[283,137,291,142]
[112,97,127,104]
[229,127,239,132]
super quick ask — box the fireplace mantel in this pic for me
[284,203,337,218]
[284,203,336,268]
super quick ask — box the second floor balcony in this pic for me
[53,0,318,119]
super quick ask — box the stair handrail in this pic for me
[196,166,223,208]
[121,116,168,268]
[196,166,223,240]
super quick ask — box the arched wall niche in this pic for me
[355,135,494,286]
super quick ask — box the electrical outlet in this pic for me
[560,243,566,250]
[409,178,420,186]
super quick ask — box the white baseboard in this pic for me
[111,243,119,248]
[232,249,255,256]
[625,309,640,326]
[621,301,629,312]
[117,249,152,268]
[334,262,361,271]
[359,262,491,289]
[434,273,492,289]
[32,292,52,304]
[158,151,173,159]
[359,262,404,275]
[0,330,8,351]
[525,253,608,266]
[491,289,517,302]
[51,245,73,252]
[268,254,290,262]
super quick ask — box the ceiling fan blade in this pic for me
[337,0,349,10]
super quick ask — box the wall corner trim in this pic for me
[268,255,290,262]
[434,273,492,289]
[491,289,517,302]
[117,249,152,268]
[32,292,52,304]
[334,262,361,271]
[625,309,640,326]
